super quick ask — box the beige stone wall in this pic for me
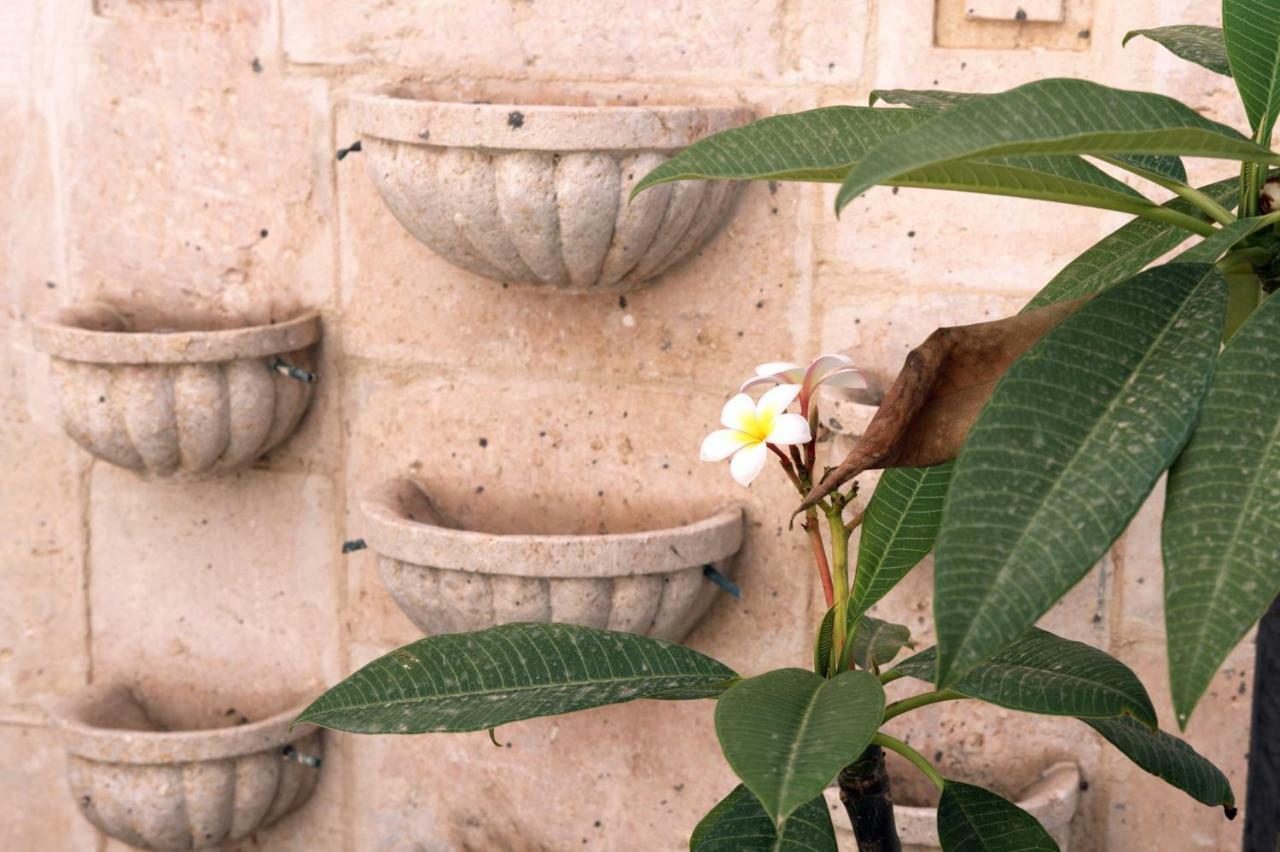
[0,1,1255,849]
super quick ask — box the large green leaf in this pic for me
[296,622,737,734]
[845,615,912,671]
[632,106,1162,216]
[1224,0,1280,139]
[1085,715,1236,813]
[870,88,1186,183]
[937,782,1059,851]
[690,785,837,852]
[1174,214,1272,263]
[835,78,1277,212]
[1163,292,1280,727]
[813,606,836,676]
[715,668,884,825]
[852,463,953,616]
[1123,26,1232,77]
[934,263,1228,687]
[1024,178,1238,310]
[891,628,1156,726]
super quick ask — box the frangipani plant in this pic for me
[298,3,1280,848]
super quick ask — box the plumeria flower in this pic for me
[741,354,867,414]
[700,384,812,487]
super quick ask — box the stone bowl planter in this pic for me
[48,684,322,851]
[824,763,1081,851]
[32,303,320,480]
[361,477,745,641]
[351,88,753,293]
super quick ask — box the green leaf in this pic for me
[852,463,953,616]
[1123,26,1232,77]
[632,106,1163,216]
[1085,715,1236,813]
[937,782,1059,851]
[934,263,1228,687]
[1224,0,1280,139]
[296,622,737,734]
[1024,178,1238,310]
[715,668,884,825]
[1163,292,1280,727]
[835,78,1277,213]
[870,88,1186,182]
[846,615,912,671]
[1175,215,1273,263]
[690,785,837,852]
[813,606,835,676]
[891,628,1157,726]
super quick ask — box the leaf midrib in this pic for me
[307,670,724,715]
[1178,371,1280,685]
[772,682,830,822]
[944,269,1213,681]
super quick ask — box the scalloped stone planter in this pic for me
[352,89,753,292]
[825,763,1080,851]
[32,304,320,479]
[49,685,322,851]
[361,478,744,640]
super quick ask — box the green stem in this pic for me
[872,733,945,791]
[882,689,965,722]
[827,509,851,675]
[1099,156,1236,226]
[879,669,905,686]
[1135,204,1219,237]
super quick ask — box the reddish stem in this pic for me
[805,511,836,609]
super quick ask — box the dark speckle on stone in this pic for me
[1079,780,1089,792]
[251,57,263,73]
[907,230,916,238]
[479,437,488,447]
[618,295,628,309]
[259,228,269,238]
[1014,8,1027,21]
[755,300,764,309]
[1078,28,1091,38]
[45,281,56,289]
[476,485,485,494]
[507,110,525,129]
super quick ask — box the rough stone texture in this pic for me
[34,305,320,479]
[0,0,1257,849]
[50,684,323,851]
[364,477,744,640]
[355,91,752,292]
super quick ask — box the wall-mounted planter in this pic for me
[361,478,744,641]
[825,763,1080,851]
[817,383,881,438]
[49,684,322,851]
[32,304,320,480]
[351,89,753,293]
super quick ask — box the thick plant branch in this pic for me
[838,745,903,852]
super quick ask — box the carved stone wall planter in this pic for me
[33,304,320,479]
[49,685,322,851]
[825,763,1080,851]
[352,89,753,292]
[362,478,744,641]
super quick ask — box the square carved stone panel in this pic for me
[936,0,1092,50]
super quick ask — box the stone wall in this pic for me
[0,1,1254,849]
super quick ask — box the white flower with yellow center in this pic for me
[700,384,812,487]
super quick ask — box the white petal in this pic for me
[700,429,755,461]
[756,383,802,422]
[729,441,769,487]
[820,367,868,390]
[766,412,812,446]
[803,354,860,391]
[719,393,757,431]
[739,375,779,393]
[755,361,803,379]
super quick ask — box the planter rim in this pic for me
[32,306,321,365]
[825,762,1080,844]
[362,477,745,578]
[48,684,318,764]
[352,91,754,151]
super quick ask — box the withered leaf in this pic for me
[801,297,1088,510]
